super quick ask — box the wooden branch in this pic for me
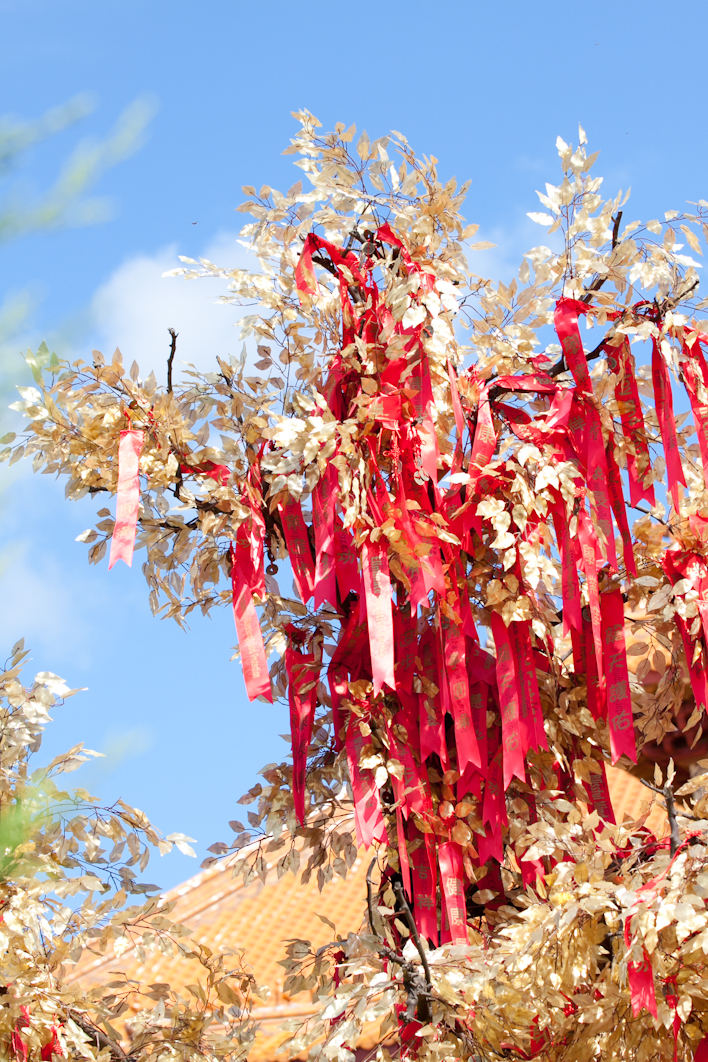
[580,211,623,305]
[365,860,433,1023]
[392,879,432,988]
[311,254,338,279]
[67,1009,133,1061]
[660,277,699,313]
[545,275,699,383]
[311,253,364,304]
[167,329,178,394]
[366,857,381,937]
[639,779,681,857]
[546,334,607,380]
[392,878,433,1023]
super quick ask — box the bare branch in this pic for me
[580,211,623,304]
[167,328,178,394]
[639,779,682,857]
[392,878,432,988]
[67,1009,133,1062]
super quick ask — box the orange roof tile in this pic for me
[75,841,373,1061]
[73,772,665,1060]
[606,764,667,834]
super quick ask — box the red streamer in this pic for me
[108,429,144,570]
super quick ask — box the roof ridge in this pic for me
[76,807,358,980]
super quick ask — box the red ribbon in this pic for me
[663,550,708,714]
[286,639,318,824]
[469,384,496,488]
[394,602,418,696]
[606,338,655,508]
[409,827,438,944]
[438,841,467,944]
[480,743,507,865]
[651,336,685,512]
[577,510,604,687]
[601,588,637,764]
[551,499,582,633]
[279,497,315,603]
[41,1027,63,1061]
[554,298,592,393]
[447,361,466,472]
[418,626,448,765]
[442,619,481,772]
[108,429,144,570]
[10,1007,30,1062]
[583,758,616,823]
[362,539,395,695]
[231,544,272,704]
[295,233,364,296]
[624,915,657,1018]
[468,679,489,776]
[345,720,387,848]
[313,466,338,608]
[694,1033,708,1062]
[491,612,526,789]
[605,434,637,577]
[334,526,359,601]
[179,459,230,486]
[681,337,708,480]
[507,619,546,752]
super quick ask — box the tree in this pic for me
[8,110,708,1061]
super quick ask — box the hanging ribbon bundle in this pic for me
[259,224,708,954]
[102,213,708,962]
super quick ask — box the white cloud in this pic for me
[85,223,551,389]
[88,232,255,381]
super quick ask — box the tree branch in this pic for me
[167,328,178,394]
[311,253,364,304]
[67,1009,133,1061]
[546,275,700,383]
[365,859,433,1023]
[546,334,607,379]
[660,277,699,313]
[311,254,338,279]
[639,779,681,857]
[392,878,432,989]
[579,211,623,306]
[366,856,381,937]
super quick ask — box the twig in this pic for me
[311,253,339,279]
[167,328,178,394]
[311,253,364,304]
[67,1009,132,1061]
[631,504,669,528]
[366,857,379,936]
[365,859,432,1023]
[660,277,699,313]
[580,211,623,305]
[639,779,681,857]
[546,334,607,380]
[546,275,699,383]
[392,879,433,1021]
[392,879,432,989]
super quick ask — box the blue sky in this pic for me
[2,0,708,889]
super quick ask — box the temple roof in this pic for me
[73,769,664,1061]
